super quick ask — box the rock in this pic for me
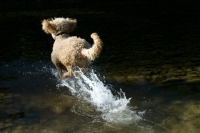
[113,75,127,83]
[194,67,200,71]
[126,75,146,84]
[138,71,152,76]
[185,78,200,83]
[151,75,163,83]
[165,72,180,78]
[111,75,147,84]
[52,106,64,114]
[186,73,197,77]
[162,78,185,84]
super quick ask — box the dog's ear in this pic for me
[67,19,77,33]
[41,19,57,35]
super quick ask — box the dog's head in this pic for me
[41,17,77,39]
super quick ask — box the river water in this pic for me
[0,1,200,132]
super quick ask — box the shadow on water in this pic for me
[0,0,200,132]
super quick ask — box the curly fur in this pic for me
[41,17,103,79]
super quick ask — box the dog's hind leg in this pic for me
[55,63,63,78]
[62,65,73,78]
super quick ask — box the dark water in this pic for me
[1,1,200,132]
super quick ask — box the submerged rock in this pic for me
[102,65,200,85]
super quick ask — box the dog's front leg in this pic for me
[62,65,73,78]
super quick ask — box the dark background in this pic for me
[0,0,200,68]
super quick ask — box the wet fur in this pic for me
[41,17,103,79]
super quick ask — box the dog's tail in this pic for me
[81,33,103,61]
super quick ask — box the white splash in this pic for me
[51,68,142,123]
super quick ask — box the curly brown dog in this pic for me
[41,17,103,79]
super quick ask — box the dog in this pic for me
[41,17,103,79]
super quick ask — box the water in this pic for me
[51,67,142,124]
[0,60,170,132]
[1,59,200,132]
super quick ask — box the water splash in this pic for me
[51,68,142,124]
